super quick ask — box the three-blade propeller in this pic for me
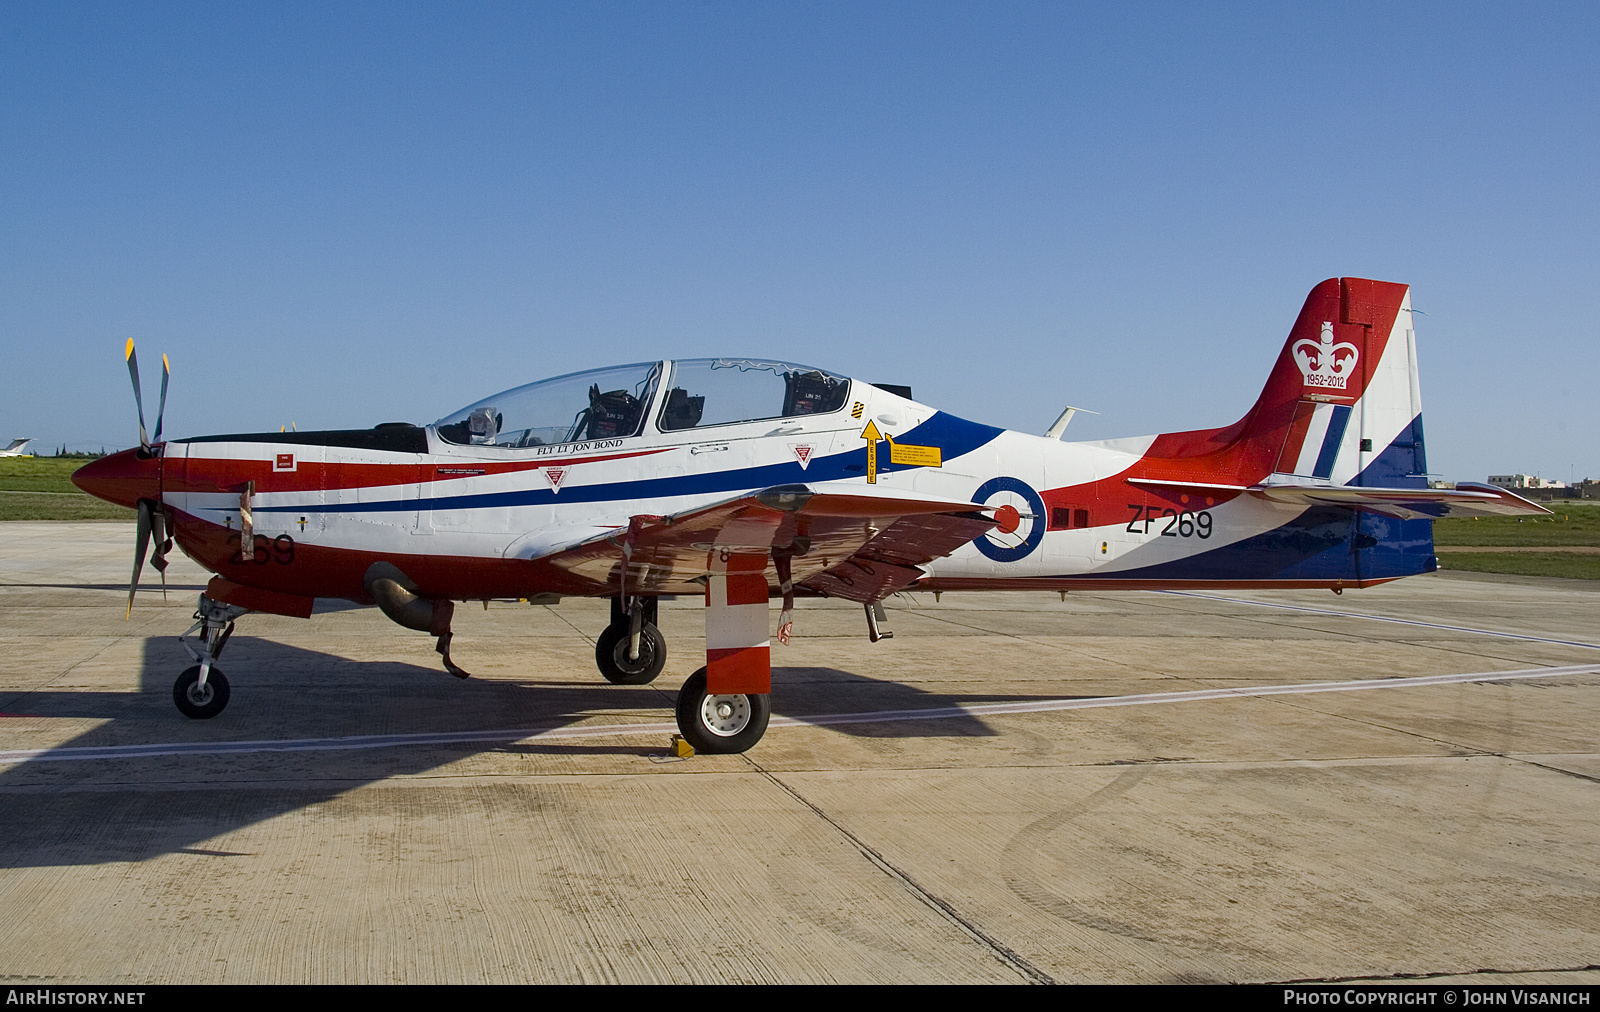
[124,340,173,617]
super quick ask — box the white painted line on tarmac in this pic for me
[3,663,1596,766]
[1156,590,1600,652]
[776,663,1600,728]
[0,720,684,764]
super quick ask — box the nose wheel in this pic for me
[173,665,230,719]
[674,667,771,754]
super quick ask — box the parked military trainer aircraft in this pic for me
[73,277,1547,753]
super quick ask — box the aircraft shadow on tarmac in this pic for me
[0,637,1084,868]
[0,583,212,593]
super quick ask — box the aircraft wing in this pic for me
[534,483,996,600]
[1129,478,1552,520]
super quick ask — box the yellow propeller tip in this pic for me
[124,338,135,359]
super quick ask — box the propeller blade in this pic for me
[152,353,170,444]
[150,506,170,600]
[127,499,152,619]
[125,339,149,449]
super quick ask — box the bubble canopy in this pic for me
[435,358,853,447]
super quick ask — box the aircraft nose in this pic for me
[72,447,161,509]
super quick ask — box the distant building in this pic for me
[1484,475,1597,501]
[1487,474,1566,490]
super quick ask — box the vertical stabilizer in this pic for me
[1140,278,1424,489]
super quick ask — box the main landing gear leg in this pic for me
[174,594,248,719]
[595,594,666,684]
[675,557,772,754]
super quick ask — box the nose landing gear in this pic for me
[174,594,248,719]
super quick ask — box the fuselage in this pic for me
[65,281,1514,748]
[76,355,1436,606]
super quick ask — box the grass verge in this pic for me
[0,457,128,520]
[1438,552,1600,581]
[0,456,101,493]
[0,493,129,521]
[1433,502,1600,548]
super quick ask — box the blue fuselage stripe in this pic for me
[253,411,1005,515]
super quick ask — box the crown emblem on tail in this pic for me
[1292,322,1360,390]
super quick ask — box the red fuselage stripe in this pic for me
[170,446,672,494]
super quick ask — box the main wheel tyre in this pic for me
[173,666,230,719]
[674,666,770,754]
[595,622,667,684]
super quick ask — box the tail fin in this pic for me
[1145,278,1426,489]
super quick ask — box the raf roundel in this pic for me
[971,476,1046,562]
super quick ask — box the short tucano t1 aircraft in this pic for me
[73,277,1549,753]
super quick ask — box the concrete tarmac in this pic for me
[1,521,1598,985]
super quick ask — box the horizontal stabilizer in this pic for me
[1128,478,1551,521]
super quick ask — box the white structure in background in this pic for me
[1488,474,1566,490]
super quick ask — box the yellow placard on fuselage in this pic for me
[887,440,942,467]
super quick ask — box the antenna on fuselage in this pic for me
[1044,404,1099,440]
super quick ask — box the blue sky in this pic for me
[3,2,1595,483]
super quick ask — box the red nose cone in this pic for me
[72,447,161,509]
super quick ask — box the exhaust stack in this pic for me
[364,562,470,679]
